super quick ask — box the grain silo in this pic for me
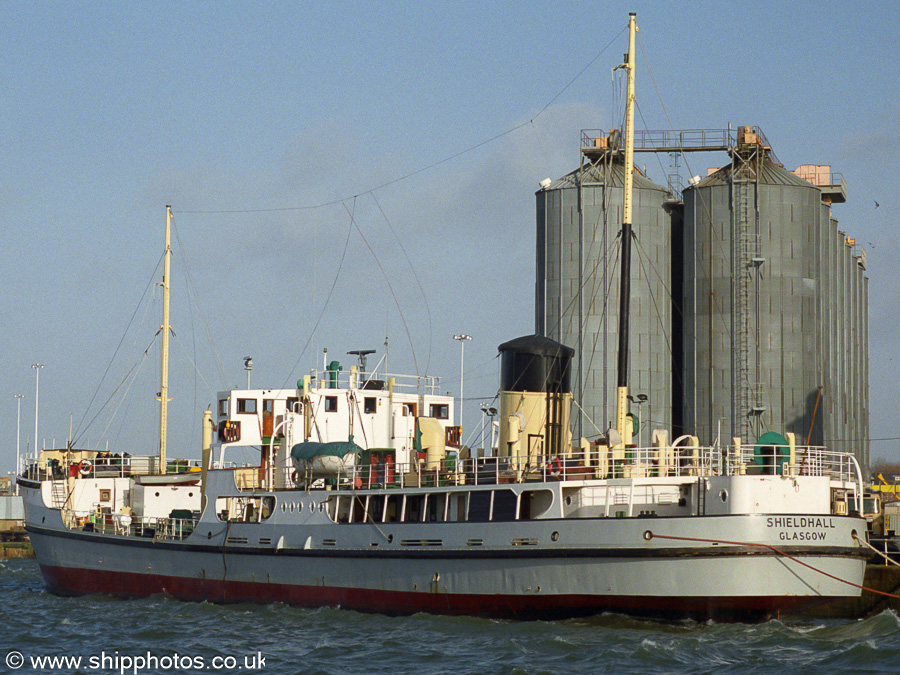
[535,148,674,443]
[682,129,869,467]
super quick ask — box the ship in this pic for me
[19,14,869,621]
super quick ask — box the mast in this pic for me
[159,205,173,472]
[615,13,637,445]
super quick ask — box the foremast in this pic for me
[158,206,173,472]
[615,13,637,445]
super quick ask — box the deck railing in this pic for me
[261,443,861,492]
[24,454,199,481]
[61,509,196,541]
[309,368,442,396]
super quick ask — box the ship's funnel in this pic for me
[496,335,574,470]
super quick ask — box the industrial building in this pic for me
[535,127,869,470]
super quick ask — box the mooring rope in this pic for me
[646,531,900,600]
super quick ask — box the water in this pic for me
[2,559,899,675]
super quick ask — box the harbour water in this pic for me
[2,558,899,674]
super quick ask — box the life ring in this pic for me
[546,456,563,477]
[79,459,93,476]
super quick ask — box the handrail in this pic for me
[309,369,442,395]
[580,126,781,165]
[25,454,202,481]
[846,453,865,514]
[243,444,862,493]
[61,509,196,541]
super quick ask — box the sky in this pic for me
[2,1,898,474]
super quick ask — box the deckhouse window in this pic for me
[384,495,401,522]
[237,398,257,414]
[425,493,448,522]
[429,404,449,419]
[286,397,300,413]
[364,397,377,414]
[403,495,425,522]
[325,396,338,413]
[367,495,385,522]
[469,491,492,522]
[493,490,518,522]
[218,399,229,417]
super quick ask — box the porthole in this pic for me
[565,496,572,506]
[281,503,286,513]
[297,502,303,513]
[319,503,324,513]
[551,531,560,542]
[387,534,394,543]
[719,490,728,503]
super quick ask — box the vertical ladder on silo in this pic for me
[732,154,751,440]
[732,141,762,441]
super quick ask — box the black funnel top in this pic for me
[498,335,574,394]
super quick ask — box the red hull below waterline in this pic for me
[39,564,830,622]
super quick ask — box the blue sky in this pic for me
[2,1,898,471]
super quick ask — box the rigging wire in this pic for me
[635,100,669,182]
[173,26,628,217]
[638,29,762,441]
[637,31,734,344]
[171,218,228,389]
[342,201,419,376]
[580,235,622,378]
[281,202,357,389]
[72,252,164,444]
[631,234,680,387]
[93,332,159,451]
[169,331,218,402]
[632,234,684,394]
[371,192,433,375]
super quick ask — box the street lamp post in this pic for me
[14,394,24,493]
[452,334,472,432]
[32,363,43,453]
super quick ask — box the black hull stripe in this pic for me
[26,524,870,562]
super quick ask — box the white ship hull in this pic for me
[22,475,868,621]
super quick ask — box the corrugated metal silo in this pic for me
[536,157,674,442]
[682,139,869,466]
